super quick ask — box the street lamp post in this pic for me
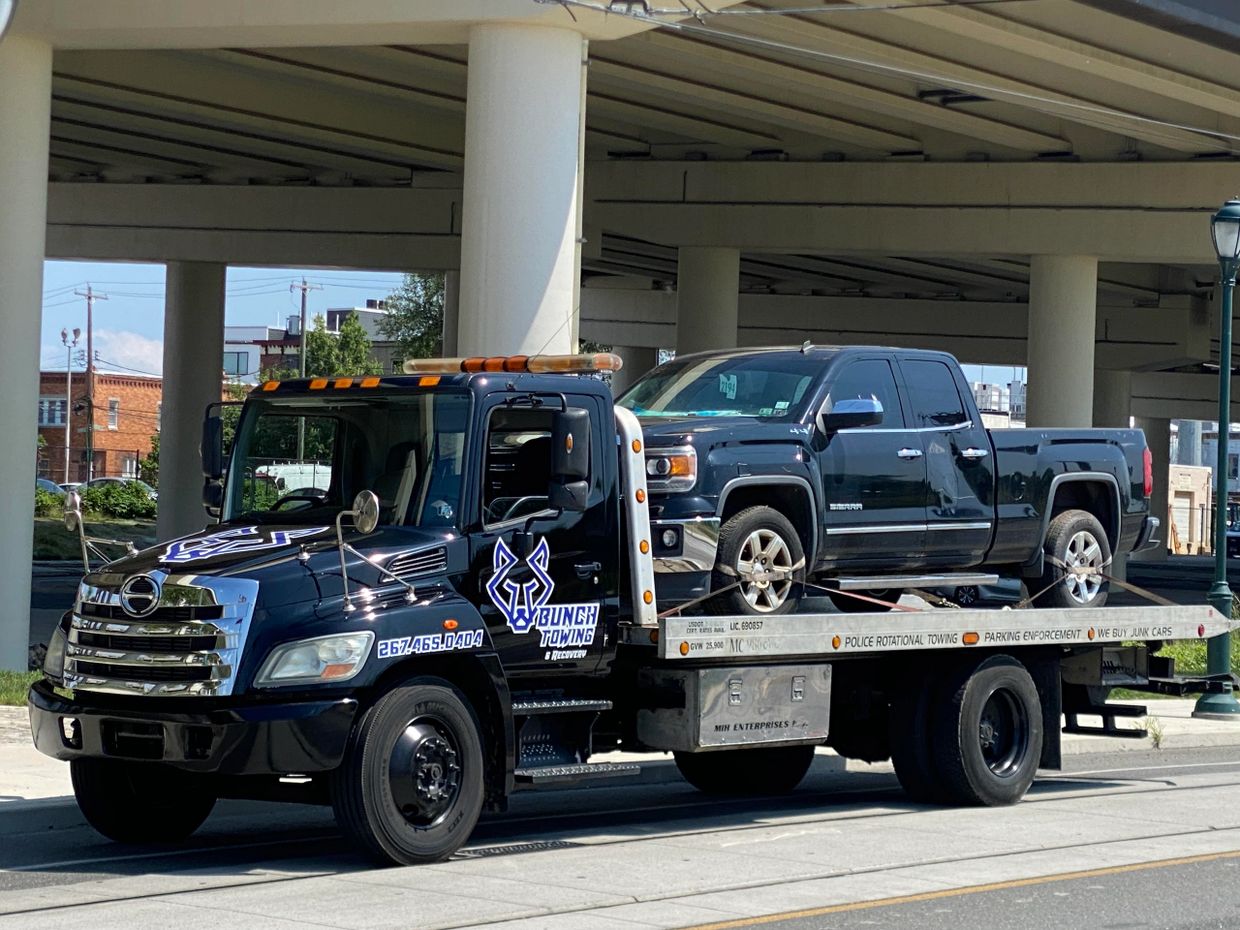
[1195,198,1240,719]
[60,327,80,484]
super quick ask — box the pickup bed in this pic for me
[620,345,1160,614]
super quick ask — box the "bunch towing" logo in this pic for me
[485,537,598,659]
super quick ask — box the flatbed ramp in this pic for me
[653,604,1231,661]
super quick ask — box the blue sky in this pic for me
[40,259,1023,385]
[40,260,404,377]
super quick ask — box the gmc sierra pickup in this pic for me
[620,345,1159,614]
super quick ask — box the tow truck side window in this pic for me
[482,407,556,527]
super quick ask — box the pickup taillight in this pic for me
[1143,447,1153,498]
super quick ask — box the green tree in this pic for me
[304,313,382,377]
[378,273,444,365]
[139,432,159,487]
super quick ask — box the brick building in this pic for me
[37,370,162,484]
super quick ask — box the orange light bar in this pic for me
[309,378,329,390]
[334,377,353,389]
[261,380,280,392]
[403,353,623,376]
[360,376,381,388]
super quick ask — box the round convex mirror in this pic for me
[63,490,82,532]
[352,490,380,535]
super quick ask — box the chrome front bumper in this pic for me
[652,517,721,574]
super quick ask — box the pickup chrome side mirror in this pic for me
[820,397,884,433]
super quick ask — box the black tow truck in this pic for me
[28,352,1229,866]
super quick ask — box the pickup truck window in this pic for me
[619,355,821,418]
[902,359,970,428]
[826,359,905,429]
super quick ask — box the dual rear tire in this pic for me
[889,655,1043,807]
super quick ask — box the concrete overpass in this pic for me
[3,0,1240,667]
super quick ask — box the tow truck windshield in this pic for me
[618,353,823,418]
[224,390,470,528]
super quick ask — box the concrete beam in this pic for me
[1132,370,1240,421]
[578,290,1209,370]
[588,162,1236,263]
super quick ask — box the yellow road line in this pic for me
[683,848,1240,930]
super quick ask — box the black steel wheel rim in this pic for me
[977,687,1029,778]
[388,715,462,828]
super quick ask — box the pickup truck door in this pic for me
[816,356,928,568]
[896,356,996,568]
[466,393,613,678]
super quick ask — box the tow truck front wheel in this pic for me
[70,758,216,843]
[331,677,484,865]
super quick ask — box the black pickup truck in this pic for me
[620,346,1160,614]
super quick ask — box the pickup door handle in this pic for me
[574,560,602,579]
[897,448,924,460]
[959,447,990,460]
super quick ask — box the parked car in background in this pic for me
[36,478,66,497]
[82,477,158,500]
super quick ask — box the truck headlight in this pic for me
[255,632,374,687]
[43,625,67,682]
[645,447,697,492]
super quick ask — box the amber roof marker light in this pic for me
[403,353,623,376]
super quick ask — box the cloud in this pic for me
[92,330,164,377]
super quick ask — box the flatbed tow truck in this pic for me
[28,352,1237,866]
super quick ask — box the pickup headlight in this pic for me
[645,446,697,492]
[255,631,374,687]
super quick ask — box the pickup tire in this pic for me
[673,745,815,795]
[931,655,1042,806]
[70,758,216,843]
[331,677,484,865]
[1039,509,1111,608]
[709,506,805,615]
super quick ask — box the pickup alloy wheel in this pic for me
[1039,509,1111,609]
[710,506,805,615]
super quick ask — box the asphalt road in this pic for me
[3,747,1240,929]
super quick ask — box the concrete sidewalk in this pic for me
[4,696,1239,806]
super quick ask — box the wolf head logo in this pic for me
[485,537,554,634]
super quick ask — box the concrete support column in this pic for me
[1025,256,1098,428]
[1176,419,1202,467]
[609,345,658,396]
[0,36,52,670]
[441,270,459,357]
[676,247,740,356]
[1093,369,1132,580]
[158,262,226,542]
[457,25,585,356]
[1133,415,1171,563]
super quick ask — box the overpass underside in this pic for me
[1,0,1238,666]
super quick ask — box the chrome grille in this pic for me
[64,571,258,697]
[386,547,448,579]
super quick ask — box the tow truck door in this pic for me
[467,393,614,678]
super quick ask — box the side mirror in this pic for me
[819,397,883,433]
[551,408,590,481]
[202,414,224,480]
[548,479,589,513]
[351,490,381,535]
[202,481,223,519]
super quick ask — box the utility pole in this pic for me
[59,327,81,484]
[74,286,107,481]
[290,278,322,460]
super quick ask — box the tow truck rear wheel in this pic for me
[70,758,216,843]
[331,677,484,865]
[673,744,815,795]
[932,655,1042,806]
[889,685,949,804]
[709,506,806,616]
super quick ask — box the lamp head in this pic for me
[1210,198,1240,271]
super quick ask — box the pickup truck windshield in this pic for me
[224,390,470,527]
[619,354,822,418]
